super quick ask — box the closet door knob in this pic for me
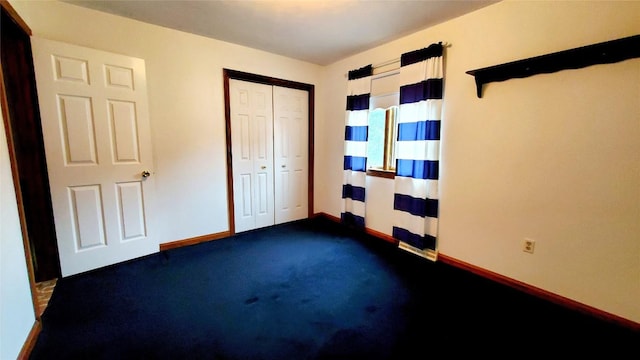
[260,166,266,169]
[141,170,151,178]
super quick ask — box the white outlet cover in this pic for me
[523,238,535,253]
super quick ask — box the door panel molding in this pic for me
[223,69,314,235]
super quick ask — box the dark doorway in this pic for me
[1,2,61,282]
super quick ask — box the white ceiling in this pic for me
[63,0,499,65]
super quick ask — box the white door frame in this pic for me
[223,69,314,235]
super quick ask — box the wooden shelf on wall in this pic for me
[466,34,640,98]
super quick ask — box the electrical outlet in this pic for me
[523,238,535,254]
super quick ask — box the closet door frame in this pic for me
[223,69,314,235]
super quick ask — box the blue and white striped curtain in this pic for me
[341,64,372,228]
[392,43,444,253]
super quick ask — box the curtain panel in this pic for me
[341,64,372,228]
[392,43,444,253]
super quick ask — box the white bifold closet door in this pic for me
[229,79,308,233]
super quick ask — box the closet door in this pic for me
[229,79,274,232]
[273,86,308,224]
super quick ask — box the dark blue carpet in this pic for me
[30,217,638,359]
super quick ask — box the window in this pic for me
[367,106,397,171]
[367,71,399,178]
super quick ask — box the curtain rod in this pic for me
[373,57,400,69]
[345,42,451,77]
[372,41,451,69]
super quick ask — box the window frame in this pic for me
[366,106,398,178]
[366,69,400,179]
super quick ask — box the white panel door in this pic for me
[31,38,157,277]
[229,79,274,232]
[273,86,308,224]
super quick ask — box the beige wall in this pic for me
[318,0,640,323]
[1,106,35,359]
[10,0,322,245]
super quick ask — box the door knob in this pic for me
[141,170,151,178]
[260,166,266,169]
[281,165,286,168]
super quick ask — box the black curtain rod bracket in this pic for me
[466,34,640,98]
